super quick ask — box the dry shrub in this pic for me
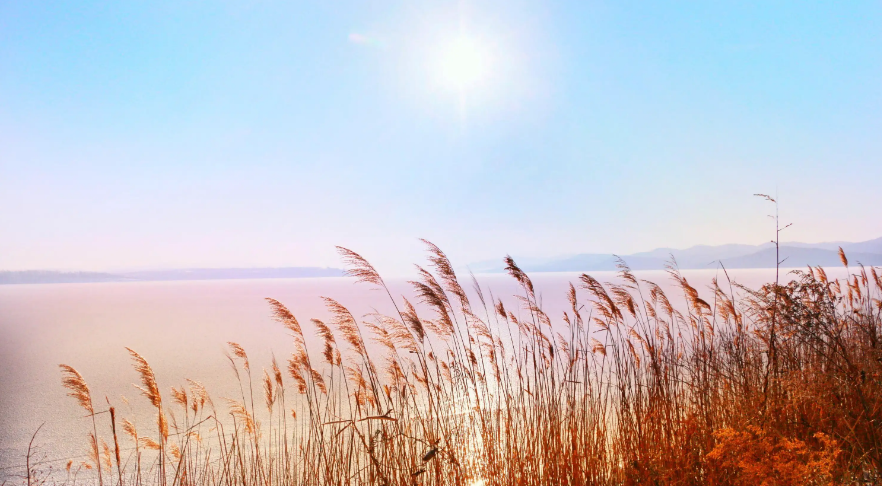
[706,426,842,485]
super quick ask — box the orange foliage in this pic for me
[706,426,842,485]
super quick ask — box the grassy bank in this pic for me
[29,242,882,485]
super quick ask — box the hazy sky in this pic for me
[2,1,880,274]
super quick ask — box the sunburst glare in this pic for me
[437,35,490,91]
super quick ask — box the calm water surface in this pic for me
[0,268,833,479]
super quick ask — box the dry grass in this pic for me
[27,242,882,485]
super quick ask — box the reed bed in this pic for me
[26,241,882,485]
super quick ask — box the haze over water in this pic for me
[0,267,843,479]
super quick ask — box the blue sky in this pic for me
[2,1,880,273]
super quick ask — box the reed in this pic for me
[39,242,882,485]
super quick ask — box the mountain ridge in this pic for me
[468,237,882,273]
[5,237,881,284]
[0,267,345,285]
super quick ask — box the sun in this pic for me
[438,35,489,90]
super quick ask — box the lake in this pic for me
[0,267,836,480]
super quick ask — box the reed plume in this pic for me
[125,348,167,486]
[271,357,284,387]
[266,298,305,343]
[226,342,250,372]
[263,369,275,412]
[125,348,162,410]
[336,246,384,287]
[186,379,211,411]
[59,365,93,414]
[287,355,308,394]
[322,297,367,358]
[311,318,341,366]
[59,365,103,486]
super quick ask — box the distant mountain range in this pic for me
[469,236,882,273]
[5,237,882,284]
[0,267,345,285]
